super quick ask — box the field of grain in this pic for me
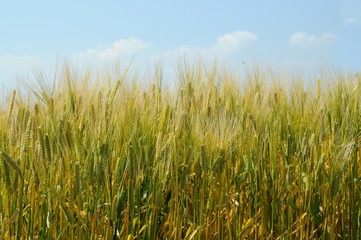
[1,61,361,239]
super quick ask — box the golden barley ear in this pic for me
[94,152,101,178]
[7,90,16,124]
[155,134,163,160]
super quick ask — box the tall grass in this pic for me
[0,60,361,239]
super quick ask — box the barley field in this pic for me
[1,61,361,239]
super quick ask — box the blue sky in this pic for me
[1,0,360,89]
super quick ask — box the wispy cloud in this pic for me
[0,54,35,87]
[343,18,360,25]
[1,31,257,87]
[289,32,337,47]
[0,54,34,71]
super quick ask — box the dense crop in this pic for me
[0,61,361,239]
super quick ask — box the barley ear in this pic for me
[7,90,16,124]
[1,151,24,180]
[74,161,81,197]
[201,145,208,172]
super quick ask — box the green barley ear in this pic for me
[178,163,189,191]
[31,162,40,189]
[117,190,126,219]
[194,156,202,178]
[100,142,109,170]
[311,192,321,224]
[22,116,32,154]
[86,153,94,183]
[127,143,136,182]
[74,161,81,197]
[108,79,121,107]
[111,194,119,225]
[185,146,193,165]
[37,126,46,160]
[98,91,103,115]
[95,142,108,177]
[34,103,39,117]
[228,141,238,164]
[177,112,187,139]
[74,128,86,160]
[47,188,55,224]
[200,145,208,172]
[114,156,124,184]
[57,117,65,150]
[44,134,52,165]
[212,148,225,175]
[287,165,295,185]
[65,120,73,148]
[154,186,163,209]
[331,170,342,197]
[1,151,24,180]
[22,110,30,134]
[12,169,19,193]
[1,154,12,192]
[244,155,254,182]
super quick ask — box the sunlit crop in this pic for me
[0,60,360,239]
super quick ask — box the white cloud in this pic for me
[163,30,258,62]
[343,18,360,25]
[70,31,257,69]
[212,31,258,55]
[72,38,150,62]
[289,32,337,47]
[1,32,258,88]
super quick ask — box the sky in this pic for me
[1,0,361,90]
